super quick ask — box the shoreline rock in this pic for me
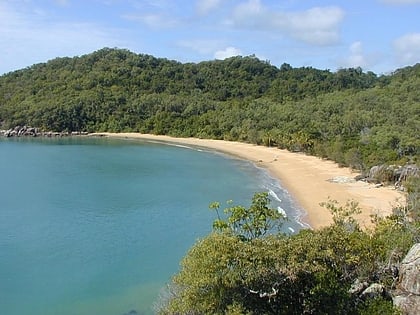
[0,126,88,138]
[355,164,419,189]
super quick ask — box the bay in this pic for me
[0,137,304,315]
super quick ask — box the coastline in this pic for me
[93,132,404,229]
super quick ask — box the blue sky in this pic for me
[1,0,419,75]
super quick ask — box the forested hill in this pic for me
[0,47,419,170]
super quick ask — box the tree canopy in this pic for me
[210,192,284,240]
[1,47,418,170]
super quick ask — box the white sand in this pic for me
[94,133,405,229]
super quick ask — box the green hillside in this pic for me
[0,47,419,170]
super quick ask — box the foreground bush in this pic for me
[157,190,417,314]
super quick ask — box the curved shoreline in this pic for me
[93,132,404,229]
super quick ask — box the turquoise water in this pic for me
[0,137,305,315]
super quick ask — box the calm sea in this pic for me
[0,137,305,315]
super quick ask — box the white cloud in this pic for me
[230,0,265,28]
[178,39,225,55]
[393,33,420,65]
[283,7,345,46]
[214,46,242,59]
[339,41,371,69]
[0,2,127,74]
[379,0,420,4]
[122,13,179,29]
[196,0,222,15]
[228,1,345,46]
[0,3,22,28]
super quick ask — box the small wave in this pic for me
[277,206,287,217]
[293,210,312,229]
[162,142,193,150]
[261,174,312,230]
[172,144,193,149]
[232,159,312,231]
[268,189,282,203]
[152,141,204,153]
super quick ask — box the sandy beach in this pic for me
[95,133,404,229]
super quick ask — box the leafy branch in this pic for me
[210,192,286,240]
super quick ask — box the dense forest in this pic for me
[1,48,419,313]
[0,47,418,172]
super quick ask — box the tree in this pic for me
[210,192,285,241]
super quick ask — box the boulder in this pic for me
[349,279,368,295]
[393,243,420,314]
[361,283,385,299]
[397,165,419,184]
[365,164,419,186]
[367,164,394,183]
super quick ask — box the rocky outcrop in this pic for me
[356,164,419,187]
[348,244,419,314]
[362,283,387,299]
[1,125,39,137]
[0,126,88,137]
[395,165,420,186]
[393,243,420,315]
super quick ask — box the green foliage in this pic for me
[158,192,417,314]
[210,192,284,240]
[358,298,401,315]
[371,178,420,272]
[1,48,418,169]
[320,198,362,231]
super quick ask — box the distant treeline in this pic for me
[0,48,419,170]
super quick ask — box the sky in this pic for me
[1,0,419,75]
